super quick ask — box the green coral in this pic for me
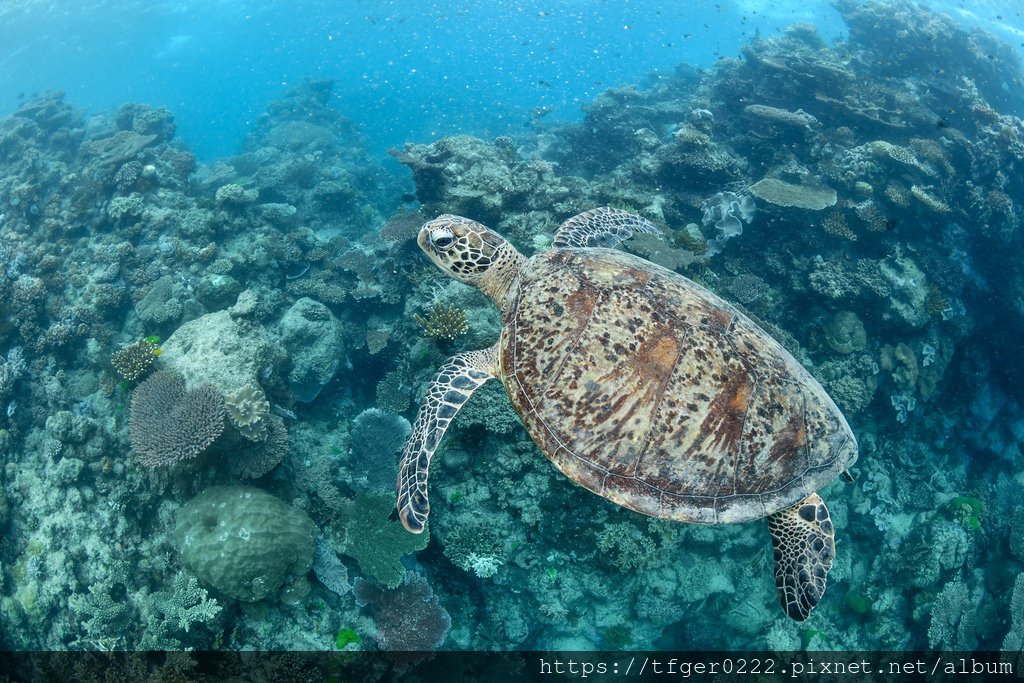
[334,627,361,649]
[950,495,982,531]
[342,492,428,588]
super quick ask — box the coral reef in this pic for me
[0,0,1023,655]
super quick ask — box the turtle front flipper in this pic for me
[552,207,662,249]
[397,345,498,533]
[767,492,835,621]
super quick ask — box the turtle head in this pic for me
[418,214,523,307]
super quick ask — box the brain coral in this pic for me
[173,486,317,602]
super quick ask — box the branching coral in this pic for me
[596,522,658,572]
[821,210,858,241]
[129,370,225,467]
[415,302,469,341]
[442,520,506,578]
[111,339,158,382]
[910,184,951,213]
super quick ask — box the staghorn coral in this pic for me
[821,210,858,241]
[910,184,950,213]
[415,302,469,341]
[884,183,911,207]
[129,370,225,467]
[441,521,507,579]
[869,140,935,176]
[111,338,159,381]
[141,571,222,646]
[854,199,889,232]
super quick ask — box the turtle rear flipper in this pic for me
[767,492,835,621]
[396,345,498,533]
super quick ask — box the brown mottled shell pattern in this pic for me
[500,247,857,524]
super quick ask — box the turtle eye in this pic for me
[432,229,455,250]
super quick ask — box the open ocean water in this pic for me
[1,0,1024,675]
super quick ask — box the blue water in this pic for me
[0,0,857,159]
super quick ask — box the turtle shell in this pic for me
[499,247,857,524]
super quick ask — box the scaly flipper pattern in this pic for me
[552,207,662,249]
[767,492,835,621]
[396,345,498,533]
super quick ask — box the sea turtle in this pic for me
[397,207,858,620]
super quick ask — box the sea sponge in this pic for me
[173,486,316,602]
